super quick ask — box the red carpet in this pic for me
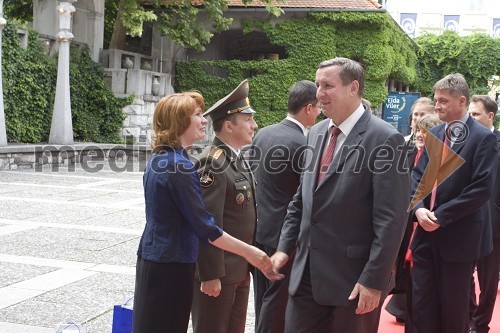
[378,274,500,332]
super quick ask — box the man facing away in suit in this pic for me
[270,57,410,333]
[467,94,500,333]
[410,74,498,333]
[251,80,321,333]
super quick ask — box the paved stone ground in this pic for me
[0,162,256,333]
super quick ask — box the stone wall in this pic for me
[122,98,156,145]
[0,143,211,171]
[0,144,151,171]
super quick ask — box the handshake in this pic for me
[247,249,289,282]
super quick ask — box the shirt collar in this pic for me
[218,138,240,157]
[445,113,470,128]
[328,103,365,137]
[286,115,307,136]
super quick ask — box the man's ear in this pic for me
[223,119,232,133]
[459,96,467,107]
[350,80,359,96]
[488,112,495,121]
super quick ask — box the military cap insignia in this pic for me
[235,193,245,205]
[200,170,215,188]
[203,80,256,122]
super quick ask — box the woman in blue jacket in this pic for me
[132,92,279,333]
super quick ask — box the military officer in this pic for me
[191,80,259,333]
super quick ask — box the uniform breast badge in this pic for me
[236,193,245,205]
[200,171,215,188]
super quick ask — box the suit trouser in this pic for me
[192,274,250,333]
[254,244,294,333]
[284,259,384,333]
[411,237,475,333]
[469,235,500,333]
[385,271,414,333]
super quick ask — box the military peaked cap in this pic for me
[203,80,256,122]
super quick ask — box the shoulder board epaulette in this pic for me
[212,148,223,160]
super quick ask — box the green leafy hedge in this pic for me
[414,30,500,96]
[3,21,130,143]
[413,31,500,128]
[176,12,418,128]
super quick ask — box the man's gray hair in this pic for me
[433,73,470,104]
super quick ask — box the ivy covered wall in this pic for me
[176,12,418,127]
[3,21,130,143]
[414,30,500,96]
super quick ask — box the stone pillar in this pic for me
[0,0,7,146]
[49,1,76,145]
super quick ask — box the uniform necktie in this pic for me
[317,127,342,187]
[429,133,451,210]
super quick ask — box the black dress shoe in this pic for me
[396,317,405,324]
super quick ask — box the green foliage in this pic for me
[176,12,418,128]
[414,31,500,96]
[3,22,55,142]
[115,0,284,52]
[104,0,120,48]
[4,0,33,22]
[3,21,129,143]
[69,47,130,143]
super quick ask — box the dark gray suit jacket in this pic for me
[491,129,500,239]
[277,110,410,306]
[251,119,306,249]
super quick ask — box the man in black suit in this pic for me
[250,80,321,333]
[410,74,498,333]
[467,94,500,333]
[271,57,409,333]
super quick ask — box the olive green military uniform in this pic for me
[192,137,257,333]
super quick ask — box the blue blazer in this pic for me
[137,146,222,264]
[410,116,498,262]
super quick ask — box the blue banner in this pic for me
[444,15,460,32]
[400,13,417,37]
[493,18,500,38]
[382,92,421,136]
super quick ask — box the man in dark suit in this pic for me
[271,57,410,333]
[250,80,320,333]
[467,94,500,333]
[410,74,498,333]
[192,80,260,333]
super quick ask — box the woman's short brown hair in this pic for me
[415,113,442,132]
[151,92,204,151]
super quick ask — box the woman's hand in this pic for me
[245,246,285,282]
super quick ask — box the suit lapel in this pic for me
[441,117,472,167]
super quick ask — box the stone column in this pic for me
[49,1,76,145]
[0,0,7,146]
